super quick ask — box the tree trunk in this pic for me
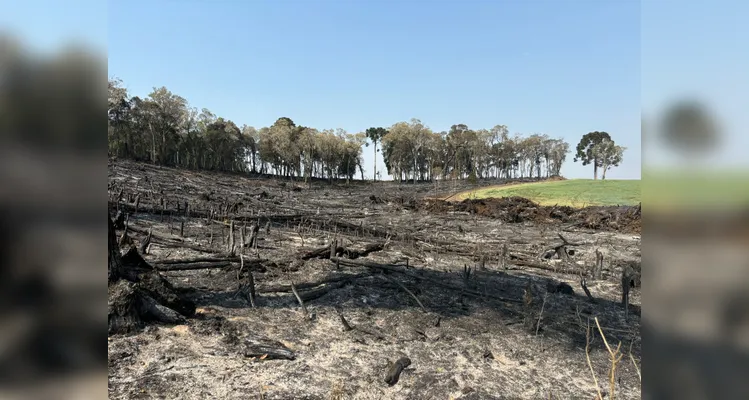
[109,216,137,283]
[251,152,256,173]
[108,215,195,335]
[593,160,598,180]
[149,123,157,163]
[373,141,377,182]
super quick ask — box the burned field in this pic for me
[108,160,642,399]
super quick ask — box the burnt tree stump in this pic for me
[108,215,195,335]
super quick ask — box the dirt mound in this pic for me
[575,204,641,233]
[418,197,641,233]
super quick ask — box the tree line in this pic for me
[109,77,625,182]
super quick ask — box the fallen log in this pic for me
[126,225,220,254]
[154,261,232,271]
[138,291,186,324]
[298,281,350,302]
[510,258,583,276]
[301,242,385,260]
[340,242,385,259]
[149,240,219,254]
[153,258,270,272]
[153,255,241,264]
[239,337,296,360]
[301,246,331,260]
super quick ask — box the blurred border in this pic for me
[642,1,749,399]
[0,29,108,399]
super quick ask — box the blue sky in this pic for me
[6,0,648,179]
[107,0,641,179]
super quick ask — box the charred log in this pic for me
[301,242,385,260]
[108,215,196,335]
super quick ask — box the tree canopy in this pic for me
[365,127,389,181]
[109,77,583,183]
[573,131,626,179]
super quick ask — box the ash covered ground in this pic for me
[108,160,641,399]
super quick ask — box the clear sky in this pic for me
[6,0,646,179]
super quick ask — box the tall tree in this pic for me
[297,126,319,182]
[107,77,575,184]
[108,78,133,158]
[592,138,626,180]
[365,127,388,181]
[547,138,569,177]
[574,131,613,180]
[147,87,188,165]
[241,125,258,172]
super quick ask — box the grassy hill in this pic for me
[452,179,641,207]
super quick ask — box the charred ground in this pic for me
[108,160,641,399]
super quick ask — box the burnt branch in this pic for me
[301,242,385,260]
[384,357,411,386]
[580,278,598,303]
[290,280,310,320]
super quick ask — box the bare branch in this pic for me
[290,280,309,320]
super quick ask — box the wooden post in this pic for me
[248,223,259,249]
[594,249,604,280]
[329,239,337,259]
[229,220,235,255]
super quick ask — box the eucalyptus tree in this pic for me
[574,131,613,180]
[365,127,388,181]
[593,138,626,180]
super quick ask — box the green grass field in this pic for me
[448,169,749,210]
[454,179,641,207]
